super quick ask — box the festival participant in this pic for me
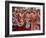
[12,18,24,31]
[29,9,37,30]
[33,9,40,30]
[15,16,25,31]
[24,11,31,30]
[14,8,26,31]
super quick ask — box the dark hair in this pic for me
[12,7,15,12]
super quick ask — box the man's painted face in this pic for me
[18,18,24,26]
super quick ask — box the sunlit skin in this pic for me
[29,11,37,30]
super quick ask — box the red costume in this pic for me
[15,25,24,31]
